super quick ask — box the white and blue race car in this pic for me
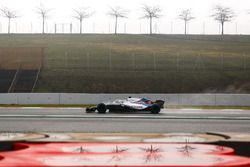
[86,97,164,114]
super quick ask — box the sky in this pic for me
[0,0,250,34]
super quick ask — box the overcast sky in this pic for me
[0,0,250,34]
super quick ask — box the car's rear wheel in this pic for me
[97,103,107,114]
[151,104,160,114]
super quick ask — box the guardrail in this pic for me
[0,93,250,106]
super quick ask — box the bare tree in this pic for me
[73,7,93,34]
[211,5,235,35]
[107,6,128,34]
[141,5,162,35]
[0,7,18,34]
[36,4,51,34]
[178,9,195,35]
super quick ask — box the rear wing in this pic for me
[154,100,165,108]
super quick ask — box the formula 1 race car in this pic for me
[86,97,164,114]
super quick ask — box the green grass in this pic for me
[0,34,250,93]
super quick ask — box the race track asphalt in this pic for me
[0,108,249,133]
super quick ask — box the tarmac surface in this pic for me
[0,107,250,133]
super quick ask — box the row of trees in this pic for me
[0,7,18,34]
[0,4,237,35]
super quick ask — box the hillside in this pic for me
[0,34,250,93]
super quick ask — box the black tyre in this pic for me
[151,104,160,114]
[97,103,107,114]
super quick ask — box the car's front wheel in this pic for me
[151,104,160,114]
[97,103,107,114]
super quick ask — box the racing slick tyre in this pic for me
[150,104,160,114]
[97,103,107,114]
